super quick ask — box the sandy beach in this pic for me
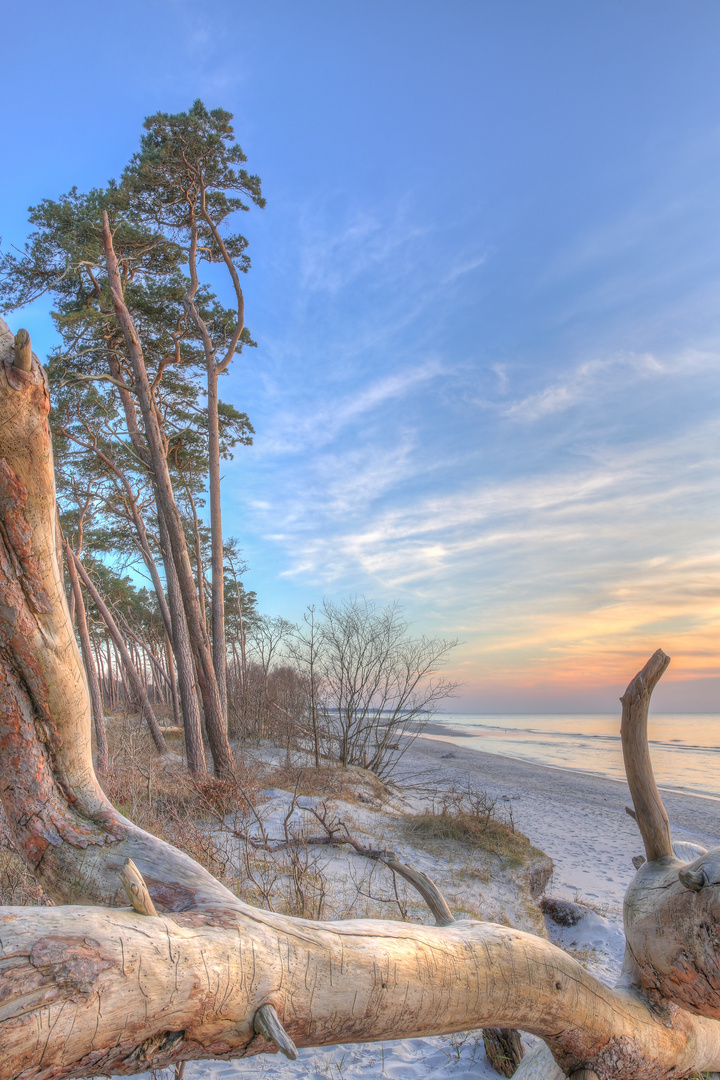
[135,736,720,1080]
[413,731,720,908]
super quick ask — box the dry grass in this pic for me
[99,720,267,900]
[403,786,543,868]
[0,801,53,906]
[0,715,387,917]
[254,761,387,805]
[0,719,546,936]
[98,719,383,920]
[564,943,602,968]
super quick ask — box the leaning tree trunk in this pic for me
[158,503,207,776]
[64,536,108,775]
[2,320,720,1079]
[69,549,168,755]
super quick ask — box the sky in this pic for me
[2,1,720,712]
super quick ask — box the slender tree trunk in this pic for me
[70,550,167,754]
[91,634,105,705]
[102,212,232,778]
[65,540,108,774]
[165,631,182,728]
[207,363,228,724]
[158,505,207,775]
[184,481,208,632]
[121,619,174,704]
[117,645,130,707]
[106,636,116,709]
[238,604,248,723]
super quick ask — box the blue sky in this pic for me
[3,2,720,711]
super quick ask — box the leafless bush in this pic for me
[305,598,458,779]
[100,719,337,918]
[405,783,538,867]
[229,598,459,782]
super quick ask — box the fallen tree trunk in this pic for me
[4,901,720,1080]
[1,316,720,1078]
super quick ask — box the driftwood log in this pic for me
[1,318,720,1078]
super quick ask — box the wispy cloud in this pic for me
[504,353,661,421]
[441,252,489,285]
[298,205,429,296]
[236,412,720,708]
[257,358,446,454]
[262,422,717,584]
[502,347,717,422]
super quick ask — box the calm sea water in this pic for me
[425,713,720,800]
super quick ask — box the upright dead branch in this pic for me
[13,327,32,371]
[620,648,673,861]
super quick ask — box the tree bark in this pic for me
[206,362,228,723]
[166,629,182,728]
[3,319,720,1079]
[64,537,108,774]
[482,1027,525,1077]
[184,478,209,632]
[157,504,207,775]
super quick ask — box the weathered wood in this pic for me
[512,1042,564,1080]
[13,327,32,370]
[482,1027,524,1076]
[1,904,720,1079]
[254,1003,299,1060]
[120,858,159,917]
[620,649,673,861]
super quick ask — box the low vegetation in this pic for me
[404,785,545,868]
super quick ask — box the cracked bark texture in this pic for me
[2,317,720,1079]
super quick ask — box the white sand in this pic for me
[413,733,720,909]
[136,737,720,1080]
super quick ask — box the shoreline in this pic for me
[419,730,720,804]
[402,733,720,910]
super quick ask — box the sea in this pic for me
[424,713,720,800]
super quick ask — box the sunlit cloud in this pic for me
[235,405,720,707]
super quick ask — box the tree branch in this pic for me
[620,649,672,861]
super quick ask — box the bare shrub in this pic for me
[99,718,336,918]
[405,784,541,867]
[311,597,458,779]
